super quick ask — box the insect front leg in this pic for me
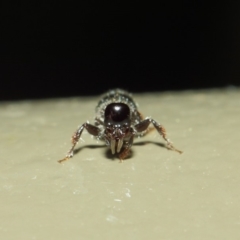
[134,118,182,154]
[58,123,100,163]
[118,129,135,162]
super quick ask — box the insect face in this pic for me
[104,103,131,154]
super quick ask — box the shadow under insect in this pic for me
[72,140,169,161]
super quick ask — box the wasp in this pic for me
[58,89,182,163]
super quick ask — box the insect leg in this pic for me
[118,131,135,162]
[134,118,182,154]
[58,123,100,163]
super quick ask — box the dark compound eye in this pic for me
[104,103,130,123]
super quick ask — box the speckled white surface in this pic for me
[0,88,240,239]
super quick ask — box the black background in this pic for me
[1,2,240,101]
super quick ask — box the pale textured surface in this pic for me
[0,88,240,239]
